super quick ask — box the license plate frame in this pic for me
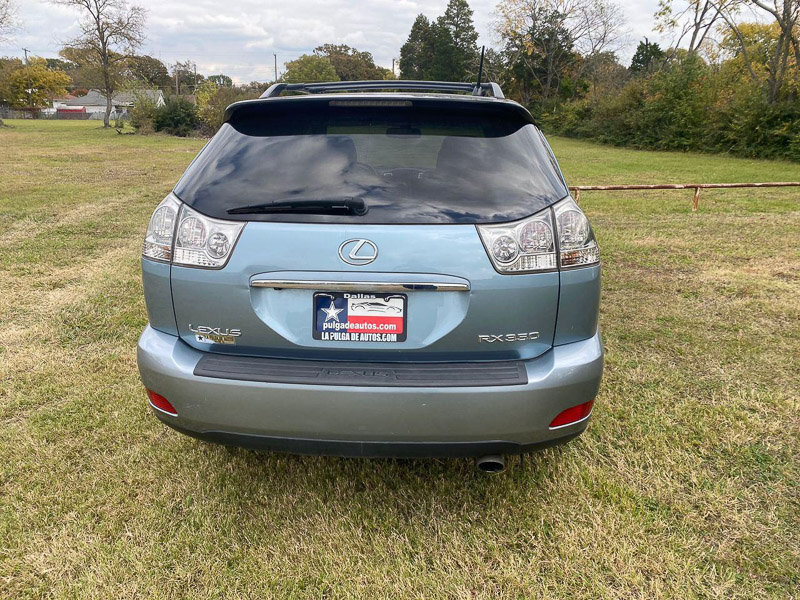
[313,292,407,342]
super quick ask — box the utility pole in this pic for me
[193,62,197,93]
[392,58,395,77]
[22,48,32,110]
[175,64,179,96]
[273,53,278,82]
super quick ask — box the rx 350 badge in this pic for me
[478,331,540,343]
[189,324,242,345]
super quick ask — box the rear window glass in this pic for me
[174,102,568,224]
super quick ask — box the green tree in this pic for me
[501,6,578,113]
[398,1,479,82]
[58,46,122,91]
[313,44,385,80]
[127,55,171,89]
[170,60,203,95]
[480,48,506,84]
[432,0,479,81]
[282,54,339,83]
[0,56,23,110]
[376,66,396,80]
[243,80,270,94]
[399,14,435,79]
[207,73,232,87]
[128,87,159,132]
[582,51,627,96]
[629,40,665,75]
[154,96,197,136]
[4,56,72,109]
[720,22,796,102]
[195,80,255,133]
[45,57,74,72]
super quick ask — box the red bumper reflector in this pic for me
[146,389,178,416]
[549,399,594,428]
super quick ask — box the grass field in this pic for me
[1,120,798,599]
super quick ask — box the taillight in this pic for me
[142,194,244,269]
[146,389,178,416]
[172,203,244,268]
[553,198,599,268]
[476,197,599,273]
[549,400,594,428]
[142,193,180,262]
[476,207,557,273]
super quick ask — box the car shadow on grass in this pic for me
[171,436,579,517]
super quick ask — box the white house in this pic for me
[63,89,166,119]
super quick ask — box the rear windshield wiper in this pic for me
[227,197,368,216]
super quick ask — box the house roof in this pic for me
[64,89,163,106]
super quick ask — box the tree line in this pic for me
[396,0,800,161]
[0,0,399,132]
[2,0,798,159]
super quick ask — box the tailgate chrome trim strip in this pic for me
[250,279,470,292]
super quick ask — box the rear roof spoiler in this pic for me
[260,80,505,99]
[223,92,534,126]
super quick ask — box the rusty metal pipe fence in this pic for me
[569,182,800,211]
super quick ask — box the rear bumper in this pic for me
[137,326,603,457]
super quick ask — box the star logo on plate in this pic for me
[322,301,343,322]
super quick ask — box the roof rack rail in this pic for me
[260,80,504,99]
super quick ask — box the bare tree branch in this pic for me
[709,0,800,101]
[0,0,18,42]
[51,0,146,127]
[656,0,737,62]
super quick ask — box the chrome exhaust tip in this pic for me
[475,454,505,473]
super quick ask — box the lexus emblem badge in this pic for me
[338,239,378,266]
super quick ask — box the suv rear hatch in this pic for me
[168,96,570,362]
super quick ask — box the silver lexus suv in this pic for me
[137,80,603,471]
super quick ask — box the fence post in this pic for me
[574,188,581,204]
[692,187,700,212]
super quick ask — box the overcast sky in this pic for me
[2,0,665,84]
